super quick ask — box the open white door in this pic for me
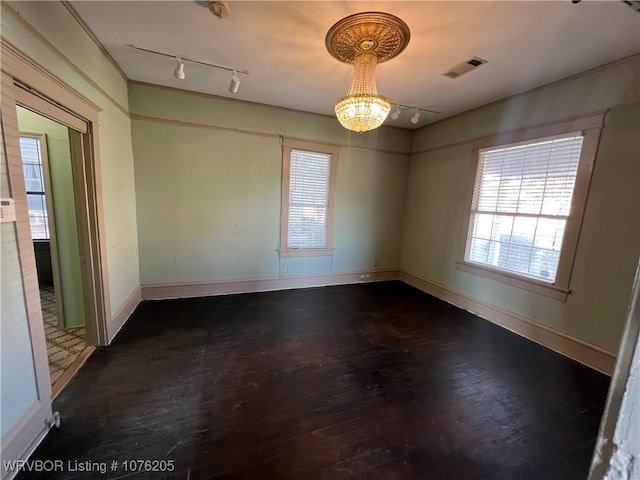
[0,72,54,479]
[1,40,110,477]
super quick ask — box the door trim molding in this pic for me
[0,401,51,480]
[0,72,53,480]
[0,39,101,115]
[1,40,111,346]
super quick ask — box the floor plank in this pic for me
[16,281,609,479]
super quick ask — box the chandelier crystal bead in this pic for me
[334,53,390,132]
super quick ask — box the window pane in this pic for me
[490,215,514,243]
[466,133,583,283]
[287,149,331,249]
[533,218,566,251]
[20,136,50,240]
[529,248,560,281]
[23,164,44,192]
[20,137,45,193]
[288,205,327,248]
[467,237,490,264]
[511,216,537,245]
[27,194,49,240]
[470,213,494,240]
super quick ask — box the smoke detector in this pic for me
[209,1,229,19]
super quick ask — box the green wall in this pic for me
[16,107,86,328]
[129,84,411,284]
[401,58,640,354]
[2,1,140,320]
[131,58,639,356]
[1,0,139,444]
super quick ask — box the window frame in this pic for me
[457,113,604,301]
[279,138,339,257]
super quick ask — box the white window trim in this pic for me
[457,113,605,301]
[279,138,339,258]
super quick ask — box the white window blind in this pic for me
[465,132,584,283]
[20,136,50,240]
[287,149,331,249]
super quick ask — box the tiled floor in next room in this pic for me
[40,284,86,386]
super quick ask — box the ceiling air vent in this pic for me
[622,0,640,13]
[443,56,488,79]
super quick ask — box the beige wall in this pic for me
[401,57,640,354]
[129,84,411,285]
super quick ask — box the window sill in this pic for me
[279,248,335,258]
[456,260,569,302]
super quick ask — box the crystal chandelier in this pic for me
[326,12,410,133]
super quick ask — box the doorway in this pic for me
[16,107,92,396]
[1,49,110,469]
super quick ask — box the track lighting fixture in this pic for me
[229,70,240,94]
[387,103,439,125]
[390,104,402,120]
[130,45,250,93]
[410,109,421,125]
[173,57,185,80]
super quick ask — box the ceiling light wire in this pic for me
[131,45,250,76]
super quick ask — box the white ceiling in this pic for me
[70,1,640,129]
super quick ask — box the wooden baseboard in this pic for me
[141,269,400,300]
[398,271,617,375]
[141,269,615,374]
[107,285,141,343]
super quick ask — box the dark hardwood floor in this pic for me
[19,281,609,480]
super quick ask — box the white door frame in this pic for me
[0,70,53,480]
[589,261,640,478]
[1,40,111,475]
[1,40,111,345]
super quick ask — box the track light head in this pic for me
[410,109,421,125]
[229,70,240,94]
[174,57,185,80]
[390,104,402,120]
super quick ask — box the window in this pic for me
[459,115,603,300]
[280,139,339,257]
[20,135,50,240]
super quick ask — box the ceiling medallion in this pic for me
[326,12,410,133]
